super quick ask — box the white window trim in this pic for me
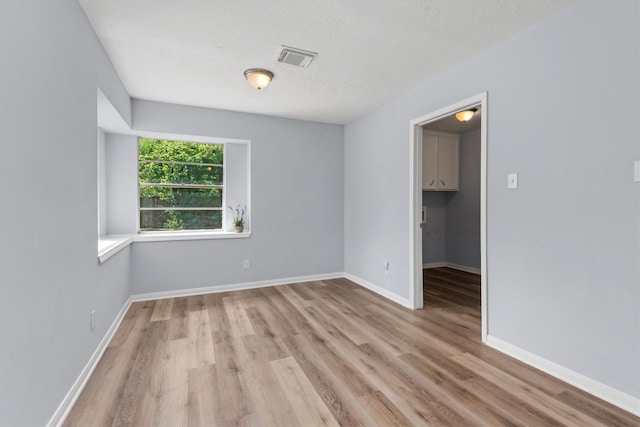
[138,138,225,232]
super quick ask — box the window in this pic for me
[138,138,224,231]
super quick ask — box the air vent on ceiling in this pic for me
[277,46,317,68]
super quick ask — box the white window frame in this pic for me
[137,139,225,232]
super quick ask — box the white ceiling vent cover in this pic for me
[278,46,317,68]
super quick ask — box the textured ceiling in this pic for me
[79,0,574,124]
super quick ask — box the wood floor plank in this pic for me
[277,283,315,307]
[271,356,340,427]
[65,269,640,427]
[250,292,299,338]
[211,339,255,425]
[112,319,170,426]
[239,358,299,426]
[148,338,189,427]
[243,306,288,361]
[211,297,256,425]
[223,295,255,337]
[452,352,610,427]
[149,299,173,322]
[187,294,207,312]
[399,352,528,427]
[280,334,377,427]
[168,296,189,340]
[186,309,215,368]
[303,284,409,356]
[312,298,372,346]
[187,364,219,426]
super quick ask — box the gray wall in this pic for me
[106,133,139,235]
[421,192,447,264]
[0,1,133,425]
[445,129,481,269]
[130,100,345,294]
[98,129,107,236]
[345,0,639,399]
[224,143,250,231]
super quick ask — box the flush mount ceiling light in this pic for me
[244,68,274,90]
[455,108,478,122]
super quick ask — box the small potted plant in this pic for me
[228,204,246,233]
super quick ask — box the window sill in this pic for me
[98,230,250,263]
[98,235,133,264]
[134,230,251,243]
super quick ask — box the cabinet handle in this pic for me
[430,180,435,186]
[440,180,445,186]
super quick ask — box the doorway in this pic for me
[409,92,488,342]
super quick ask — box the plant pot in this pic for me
[234,225,244,233]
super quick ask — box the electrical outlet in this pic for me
[243,259,250,270]
[384,261,390,274]
[90,310,96,331]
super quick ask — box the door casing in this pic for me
[408,92,488,342]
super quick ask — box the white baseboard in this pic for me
[343,273,412,309]
[47,297,133,427]
[423,262,446,269]
[423,262,481,275]
[130,272,344,302]
[486,335,640,417]
[445,263,481,274]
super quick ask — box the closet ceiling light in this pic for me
[455,108,477,122]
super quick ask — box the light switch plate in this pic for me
[635,161,640,183]
[507,173,518,189]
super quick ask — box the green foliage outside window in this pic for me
[138,138,224,231]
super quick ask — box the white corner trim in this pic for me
[486,335,640,417]
[47,297,133,427]
[130,272,344,302]
[343,273,412,309]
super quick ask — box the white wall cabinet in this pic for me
[422,131,459,191]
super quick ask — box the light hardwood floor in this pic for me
[64,268,639,426]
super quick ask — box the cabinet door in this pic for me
[437,136,459,190]
[422,135,438,190]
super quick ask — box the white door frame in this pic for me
[409,91,488,342]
